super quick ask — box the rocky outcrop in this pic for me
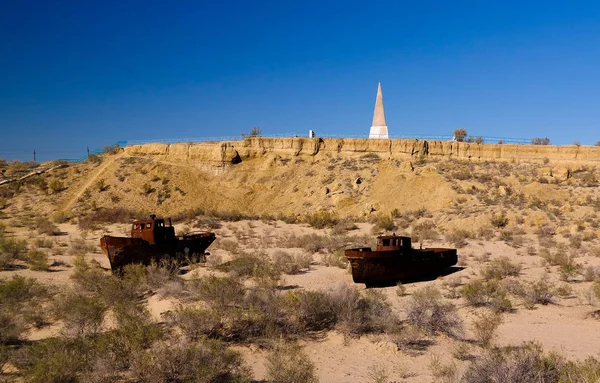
[124,138,600,165]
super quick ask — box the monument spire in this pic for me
[369,82,389,139]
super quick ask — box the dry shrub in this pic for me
[15,337,90,383]
[460,279,512,312]
[406,286,463,338]
[52,291,107,337]
[472,311,503,347]
[370,214,396,234]
[216,253,280,283]
[490,211,509,228]
[445,228,472,247]
[481,257,521,280]
[330,284,396,336]
[27,249,49,271]
[0,237,28,270]
[429,354,460,383]
[391,324,433,353]
[216,239,240,255]
[322,250,347,268]
[266,342,317,383]
[524,277,555,306]
[273,250,312,274]
[34,218,61,236]
[304,211,338,229]
[0,275,48,344]
[132,339,251,383]
[462,341,600,383]
[292,290,337,331]
[165,305,221,341]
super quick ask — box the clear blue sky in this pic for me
[1,0,600,161]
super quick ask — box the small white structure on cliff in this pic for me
[369,82,389,139]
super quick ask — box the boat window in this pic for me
[146,223,152,229]
[382,239,390,246]
[133,224,138,230]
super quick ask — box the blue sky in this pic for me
[1,1,600,161]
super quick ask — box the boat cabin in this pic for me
[131,215,176,245]
[375,234,412,252]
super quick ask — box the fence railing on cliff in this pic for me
[58,135,530,163]
[120,134,530,147]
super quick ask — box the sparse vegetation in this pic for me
[406,286,463,337]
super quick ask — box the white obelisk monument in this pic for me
[369,82,389,139]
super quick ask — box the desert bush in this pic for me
[34,237,54,248]
[584,266,598,282]
[292,290,337,331]
[481,257,521,280]
[460,341,600,383]
[48,179,65,194]
[27,249,49,271]
[454,128,467,142]
[592,280,600,302]
[194,275,245,311]
[531,137,551,145]
[53,291,107,337]
[429,354,459,383]
[266,342,317,383]
[132,339,251,383]
[524,277,555,306]
[305,211,338,229]
[0,237,27,269]
[490,211,509,228]
[331,284,396,336]
[472,311,503,348]
[0,310,25,344]
[273,250,312,274]
[559,256,582,282]
[95,178,108,192]
[15,337,90,383]
[322,250,347,268]
[406,286,463,338]
[445,228,472,247]
[460,279,512,312]
[166,305,221,341]
[216,253,281,284]
[371,214,396,234]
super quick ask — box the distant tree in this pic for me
[453,128,467,142]
[466,136,474,143]
[573,141,581,147]
[595,141,600,146]
[531,137,550,145]
[246,127,262,138]
[497,140,504,145]
[475,136,484,144]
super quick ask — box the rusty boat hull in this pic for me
[345,247,458,285]
[100,232,216,270]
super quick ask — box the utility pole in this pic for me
[33,150,36,162]
[87,147,90,159]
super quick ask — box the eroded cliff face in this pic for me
[124,138,600,166]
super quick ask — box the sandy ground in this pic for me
[2,217,600,382]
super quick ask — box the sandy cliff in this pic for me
[124,138,600,165]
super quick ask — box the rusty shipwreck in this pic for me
[100,215,216,270]
[345,234,457,286]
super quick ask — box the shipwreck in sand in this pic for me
[100,214,215,270]
[345,234,457,286]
